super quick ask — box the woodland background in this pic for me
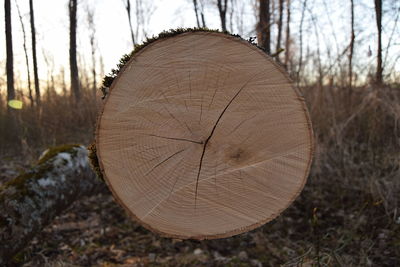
[1,0,399,266]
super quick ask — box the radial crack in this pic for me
[195,143,207,208]
[194,74,257,207]
[145,148,186,176]
[146,134,203,144]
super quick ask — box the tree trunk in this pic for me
[5,0,15,106]
[193,0,201,27]
[0,145,101,265]
[4,0,20,145]
[87,6,97,97]
[30,0,40,107]
[217,0,228,32]
[69,0,80,102]
[258,0,271,54]
[374,0,383,85]
[276,0,284,63]
[124,0,136,46]
[297,0,307,85]
[15,0,34,108]
[348,0,355,108]
[200,4,206,27]
[284,0,291,70]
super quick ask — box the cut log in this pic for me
[96,29,314,239]
[0,145,101,265]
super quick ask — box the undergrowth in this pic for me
[0,29,399,265]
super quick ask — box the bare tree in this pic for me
[284,0,291,70]
[42,49,55,101]
[134,0,155,40]
[4,0,20,144]
[217,0,228,32]
[123,0,136,46]
[276,0,284,62]
[5,0,15,107]
[30,0,40,106]
[15,0,33,108]
[191,0,207,28]
[60,67,67,96]
[69,0,80,102]
[193,0,201,27]
[348,0,355,89]
[199,0,206,27]
[297,0,307,84]
[228,0,234,32]
[233,0,245,35]
[258,0,271,54]
[86,5,97,97]
[374,0,383,84]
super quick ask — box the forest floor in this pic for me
[1,85,400,266]
[1,152,399,267]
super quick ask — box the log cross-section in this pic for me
[96,30,314,240]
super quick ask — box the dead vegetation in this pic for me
[1,81,399,266]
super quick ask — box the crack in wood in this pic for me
[146,134,203,144]
[208,66,228,110]
[194,75,255,208]
[160,91,194,135]
[158,71,194,135]
[188,71,192,100]
[166,155,190,200]
[145,148,186,176]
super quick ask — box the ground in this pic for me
[1,153,399,267]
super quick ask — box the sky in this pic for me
[0,0,399,96]
[0,0,256,93]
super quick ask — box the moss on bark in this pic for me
[87,143,104,181]
[37,144,81,165]
[0,145,100,265]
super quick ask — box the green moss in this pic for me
[1,172,34,197]
[37,144,81,165]
[87,143,104,181]
[11,250,26,264]
[0,166,58,208]
[0,144,82,204]
[226,258,249,267]
[100,27,263,98]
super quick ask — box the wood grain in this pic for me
[96,31,313,239]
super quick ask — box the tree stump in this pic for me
[96,30,313,239]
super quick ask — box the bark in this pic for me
[217,0,228,32]
[349,0,355,90]
[374,0,383,85]
[4,0,20,145]
[87,7,97,97]
[69,0,80,102]
[284,0,291,70]
[15,0,34,108]
[5,0,15,105]
[30,0,40,107]
[276,0,284,63]
[200,5,206,27]
[297,0,307,85]
[0,145,101,265]
[258,0,271,54]
[123,0,136,46]
[193,0,201,27]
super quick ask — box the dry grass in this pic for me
[1,82,400,266]
[303,84,400,223]
[0,89,100,157]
